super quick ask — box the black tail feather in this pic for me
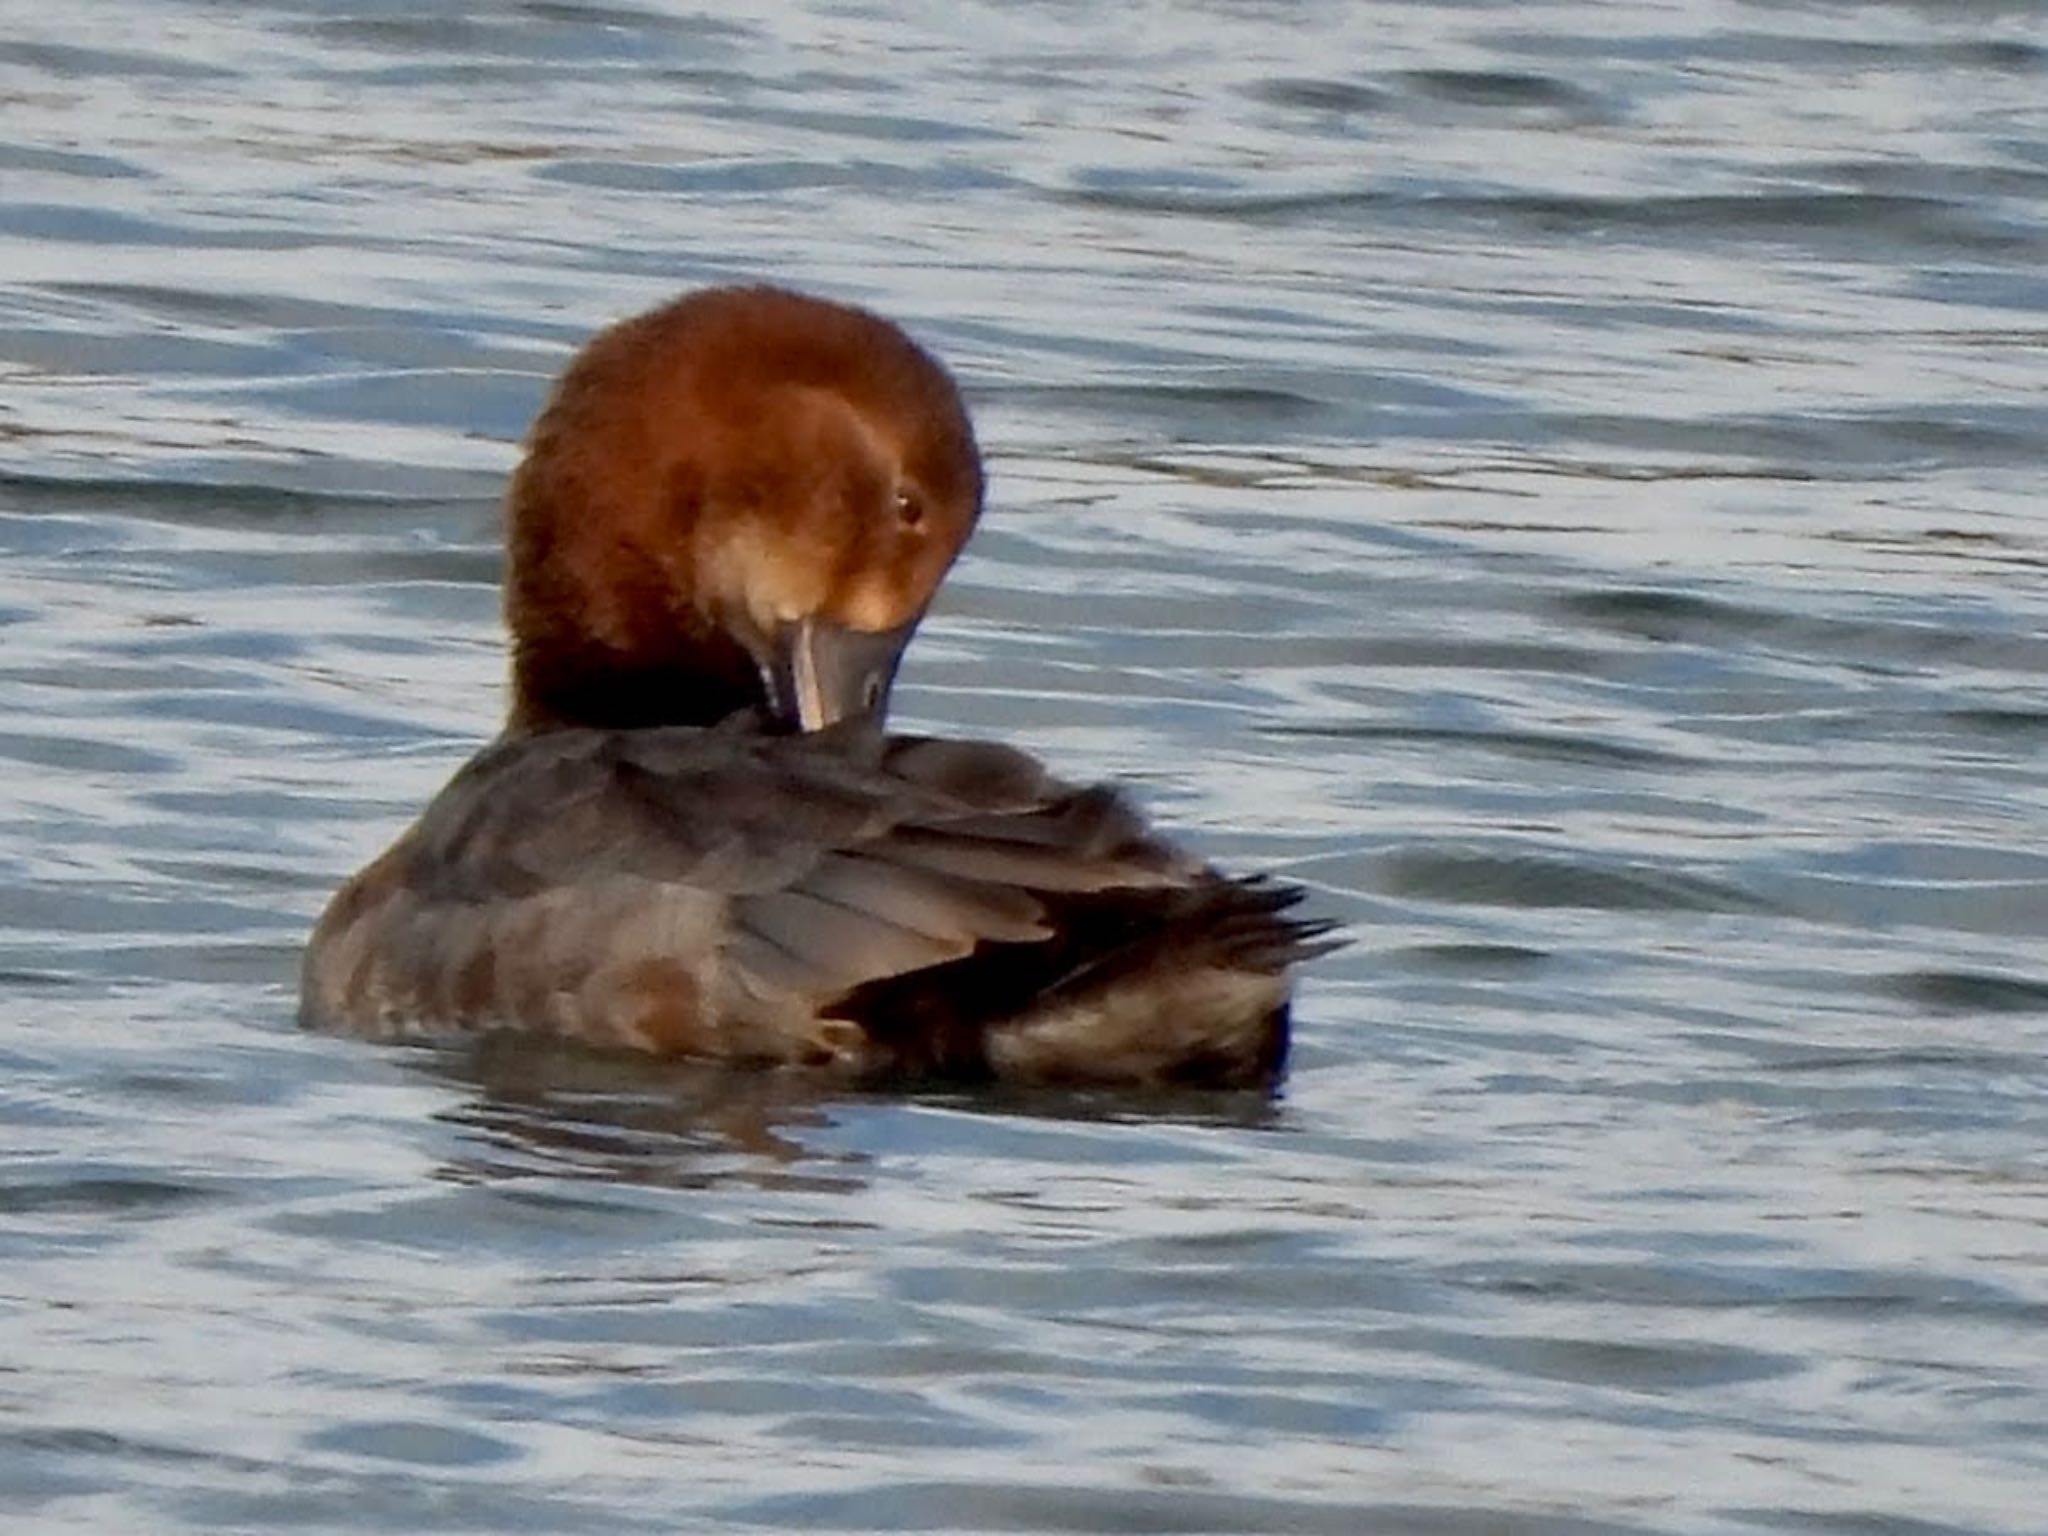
[828,873,1343,1084]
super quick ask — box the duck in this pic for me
[301,285,1335,1089]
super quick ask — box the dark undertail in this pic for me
[828,876,1340,1088]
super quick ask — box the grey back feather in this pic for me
[398,720,1203,1008]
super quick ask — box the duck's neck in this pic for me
[507,632,766,733]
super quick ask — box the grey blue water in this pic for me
[2,2,2044,1531]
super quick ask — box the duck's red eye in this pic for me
[894,490,924,529]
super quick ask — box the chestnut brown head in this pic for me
[503,285,982,732]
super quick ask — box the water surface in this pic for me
[2,2,2045,1532]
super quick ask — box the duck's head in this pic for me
[503,285,982,733]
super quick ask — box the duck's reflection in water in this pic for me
[404,1034,869,1193]
[400,1033,1289,1195]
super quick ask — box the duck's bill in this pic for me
[762,616,914,732]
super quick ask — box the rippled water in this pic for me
[3,2,2046,1531]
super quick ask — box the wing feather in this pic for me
[367,719,1276,1033]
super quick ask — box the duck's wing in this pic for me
[310,721,1334,1085]
[733,727,1334,1085]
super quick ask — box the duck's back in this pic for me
[302,719,1328,1088]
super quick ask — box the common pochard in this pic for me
[302,286,1334,1088]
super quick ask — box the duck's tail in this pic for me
[833,875,1341,1089]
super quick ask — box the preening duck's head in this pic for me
[503,285,982,733]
